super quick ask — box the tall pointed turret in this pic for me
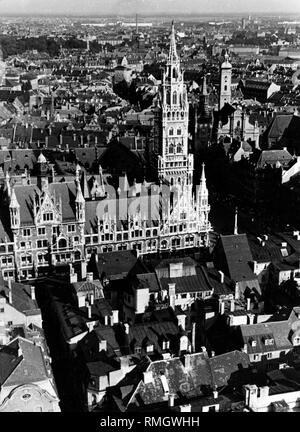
[75,180,85,223]
[201,74,210,118]
[9,186,20,229]
[168,21,178,64]
[197,163,209,208]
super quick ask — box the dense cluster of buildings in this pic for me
[0,14,300,413]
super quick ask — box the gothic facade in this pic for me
[0,23,212,282]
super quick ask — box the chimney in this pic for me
[246,298,251,311]
[219,300,225,315]
[143,370,153,384]
[86,272,93,282]
[99,339,107,352]
[180,404,191,412]
[235,282,240,300]
[124,323,130,334]
[112,309,119,325]
[69,264,78,283]
[183,354,192,370]
[120,356,130,373]
[211,350,215,357]
[17,345,22,357]
[30,286,36,301]
[177,314,186,331]
[90,293,94,305]
[81,261,87,280]
[87,305,92,319]
[168,394,175,407]
[230,299,235,312]
[191,322,196,353]
[219,271,225,283]
[213,389,218,399]
[248,313,255,325]
[8,279,12,304]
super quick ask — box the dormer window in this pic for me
[146,344,154,353]
[162,340,170,350]
[251,340,257,347]
[135,346,142,354]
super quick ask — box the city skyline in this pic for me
[0,0,299,16]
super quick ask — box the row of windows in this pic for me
[22,224,76,238]
[169,128,182,136]
[176,291,212,300]
[85,230,159,244]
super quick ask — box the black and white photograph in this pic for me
[0,0,300,424]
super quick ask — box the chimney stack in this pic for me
[230,299,235,312]
[86,272,93,282]
[219,270,225,284]
[90,293,94,305]
[99,339,107,352]
[87,305,92,319]
[30,286,36,301]
[17,345,22,357]
[191,322,196,353]
[8,279,12,304]
[168,394,175,407]
[247,297,251,311]
[81,261,87,280]
[124,323,130,334]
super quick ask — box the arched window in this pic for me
[177,128,181,135]
[177,145,182,153]
[169,128,174,136]
[169,144,174,154]
[224,85,227,91]
[172,91,177,105]
[58,238,67,249]
[166,91,170,105]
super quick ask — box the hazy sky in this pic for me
[0,0,299,16]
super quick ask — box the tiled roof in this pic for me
[94,250,146,280]
[257,150,293,169]
[0,337,49,387]
[126,350,250,408]
[0,282,40,315]
[220,234,257,283]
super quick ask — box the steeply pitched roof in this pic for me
[0,282,40,316]
[219,234,257,283]
[0,337,49,387]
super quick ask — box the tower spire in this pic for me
[169,21,178,64]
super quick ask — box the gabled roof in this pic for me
[219,234,257,283]
[0,282,40,316]
[0,337,49,387]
